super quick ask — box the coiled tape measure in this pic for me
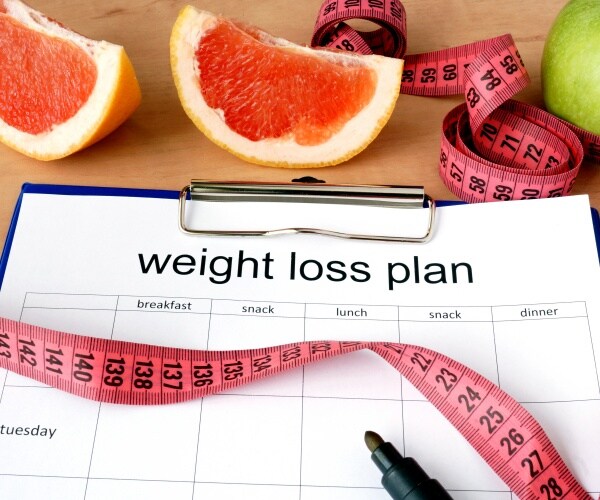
[0,316,594,499]
[1,2,598,498]
[312,0,600,203]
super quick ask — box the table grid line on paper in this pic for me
[3,385,600,405]
[189,297,213,500]
[297,302,306,500]
[0,369,6,406]
[583,301,600,392]
[82,297,119,499]
[489,305,503,392]
[396,306,406,457]
[0,291,598,500]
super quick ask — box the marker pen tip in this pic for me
[364,430,384,453]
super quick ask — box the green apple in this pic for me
[542,0,600,134]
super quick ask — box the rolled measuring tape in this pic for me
[311,0,600,202]
[0,316,595,499]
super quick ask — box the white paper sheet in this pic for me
[0,189,598,500]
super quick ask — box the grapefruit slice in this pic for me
[170,7,403,168]
[0,0,141,160]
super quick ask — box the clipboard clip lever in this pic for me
[179,180,436,243]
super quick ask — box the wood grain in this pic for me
[1,0,598,245]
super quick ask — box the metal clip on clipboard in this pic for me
[179,180,436,243]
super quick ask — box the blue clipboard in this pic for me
[1,182,599,290]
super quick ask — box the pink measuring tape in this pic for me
[0,316,595,499]
[311,0,600,202]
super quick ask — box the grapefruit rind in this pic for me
[170,6,403,168]
[0,0,141,160]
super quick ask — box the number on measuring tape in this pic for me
[312,0,597,203]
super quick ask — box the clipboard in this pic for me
[0,181,599,498]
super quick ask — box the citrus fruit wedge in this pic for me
[0,0,141,160]
[170,7,403,168]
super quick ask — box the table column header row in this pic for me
[22,294,587,323]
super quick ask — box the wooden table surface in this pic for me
[1,0,599,245]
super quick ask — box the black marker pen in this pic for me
[365,430,454,500]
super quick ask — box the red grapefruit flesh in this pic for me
[196,19,376,146]
[0,14,97,134]
[171,7,403,168]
